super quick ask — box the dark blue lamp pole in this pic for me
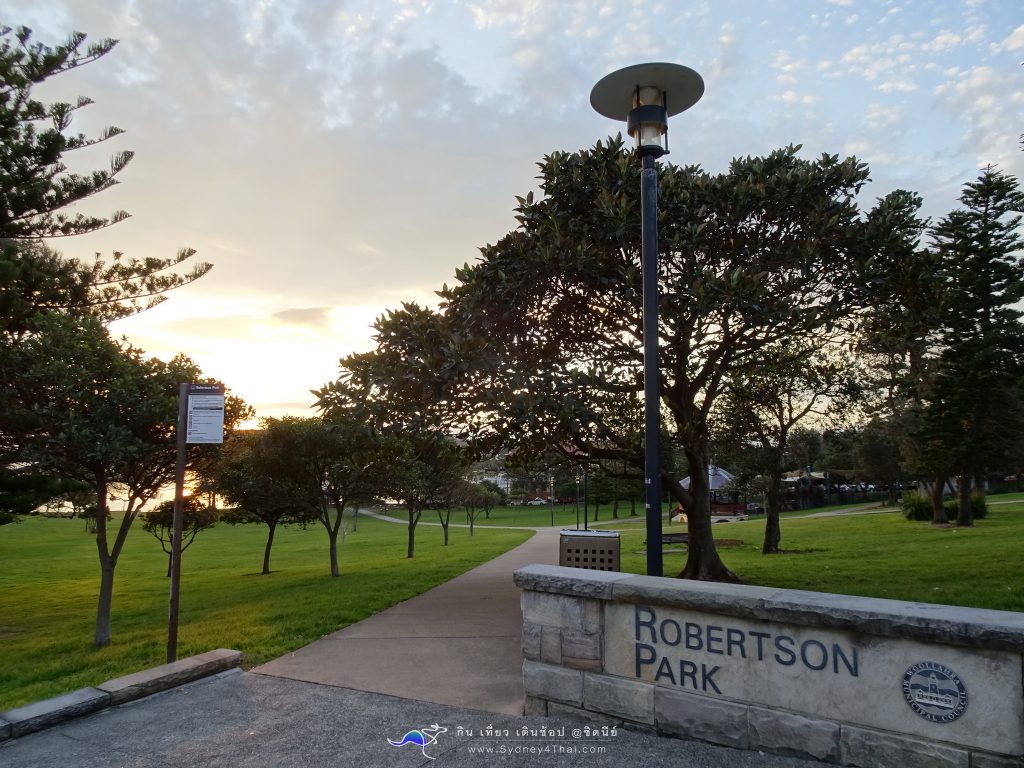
[590,63,703,577]
[549,475,555,527]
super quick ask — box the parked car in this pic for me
[711,513,749,523]
[526,498,550,506]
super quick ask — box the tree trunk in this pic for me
[324,503,343,577]
[407,508,419,558]
[329,533,340,577]
[438,508,450,546]
[630,497,637,516]
[931,474,948,525]
[957,459,974,527]
[974,468,986,501]
[675,445,741,582]
[762,474,784,554]
[166,556,172,578]
[93,473,115,647]
[262,521,277,574]
[613,499,619,519]
[350,507,358,532]
[94,561,115,647]
[887,473,900,507]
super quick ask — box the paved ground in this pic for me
[799,504,895,518]
[254,523,562,715]
[1,669,831,767]
[1,518,833,767]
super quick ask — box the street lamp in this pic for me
[583,457,589,531]
[591,63,704,577]
[549,475,555,527]
[575,476,581,530]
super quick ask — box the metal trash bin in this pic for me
[559,529,620,572]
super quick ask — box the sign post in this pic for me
[168,383,224,663]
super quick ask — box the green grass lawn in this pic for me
[4,496,1022,712]
[618,496,1024,612]
[0,511,531,710]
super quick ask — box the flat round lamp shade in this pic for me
[590,62,704,120]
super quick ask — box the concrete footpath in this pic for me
[254,524,562,714]
[0,522,831,767]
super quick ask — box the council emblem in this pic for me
[902,661,967,723]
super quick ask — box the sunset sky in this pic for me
[7,0,1024,419]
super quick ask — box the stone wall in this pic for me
[514,565,1024,768]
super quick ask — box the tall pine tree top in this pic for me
[0,25,211,334]
[932,167,1024,370]
[0,26,128,240]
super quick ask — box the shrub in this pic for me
[903,490,988,521]
[943,494,988,520]
[901,491,933,521]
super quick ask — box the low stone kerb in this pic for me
[0,648,243,742]
[1,687,109,739]
[98,648,243,705]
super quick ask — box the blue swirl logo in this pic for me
[387,723,448,759]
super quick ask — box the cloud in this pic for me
[273,307,331,328]
[877,78,917,93]
[920,31,962,52]
[999,24,1024,51]
[779,90,819,106]
[705,21,743,82]
[933,65,1024,173]
[843,139,901,166]
[772,49,807,86]
[10,0,1023,421]
[864,102,905,129]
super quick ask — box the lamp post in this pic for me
[583,456,589,531]
[549,475,555,527]
[575,476,581,530]
[591,63,703,577]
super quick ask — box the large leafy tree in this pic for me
[215,428,319,576]
[141,497,218,577]
[255,416,382,577]
[716,344,853,553]
[329,139,890,581]
[6,314,247,646]
[381,431,468,558]
[315,316,475,560]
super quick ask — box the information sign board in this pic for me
[185,383,225,444]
